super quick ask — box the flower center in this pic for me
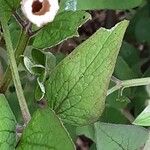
[32,0,50,16]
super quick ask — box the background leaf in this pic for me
[0,0,20,21]
[0,94,16,150]
[77,122,149,150]
[46,20,129,126]
[33,11,91,49]
[144,133,150,150]
[60,0,143,11]
[133,104,150,126]
[16,108,75,150]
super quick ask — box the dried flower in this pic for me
[21,0,59,27]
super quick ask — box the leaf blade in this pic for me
[94,123,148,150]
[60,0,143,11]
[133,104,150,126]
[0,94,16,150]
[46,20,129,126]
[0,0,20,21]
[16,108,75,150]
[33,11,91,49]
[77,122,149,150]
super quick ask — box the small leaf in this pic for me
[46,20,129,126]
[94,123,148,150]
[16,108,75,150]
[60,0,142,11]
[35,77,45,100]
[77,122,149,150]
[23,56,35,75]
[31,49,45,66]
[33,11,91,49]
[133,104,150,126]
[23,56,45,75]
[0,94,16,149]
[44,52,56,76]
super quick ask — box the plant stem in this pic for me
[0,27,30,93]
[13,12,26,28]
[107,77,150,96]
[120,108,135,123]
[1,18,31,124]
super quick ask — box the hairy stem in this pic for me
[1,18,31,124]
[0,28,30,93]
[107,77,150,96]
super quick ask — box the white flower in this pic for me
[21,0,59,27]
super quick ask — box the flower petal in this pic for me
[21,0,59,27]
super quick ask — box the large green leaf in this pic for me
[60,0,143,11]
[46,20,129,126]
[0,94,16,150]
[77,122,149,150]
[33,11,90,49]
[0,0,20,21]
[16,108,75,150]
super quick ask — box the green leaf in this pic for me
[135,17,150,43]
[0,94,16,150]
[23,56,45,75]
[35,77,45,100]
[119,42,140,69]
[94,123,148,150]
[126,3,150,41]
[100,107,129,124]
[133,104,150,126]
[9,18,21,49]
[119,42,141,76]
[31,49,45,66]
[0,0,20,21]
[60,0,143,11]
[77,122,149,150]
[16,108,75,150]
[144,133,150,150]
[46,20,129,126]
[114,56,138,80]
[31,49,56,76]
[76,125,95,140]
[33,11,91,49]
[132,86,149,116]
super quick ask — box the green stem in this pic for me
[1,18,31,124]
[107,77,150,96]
[0,28,30,93]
